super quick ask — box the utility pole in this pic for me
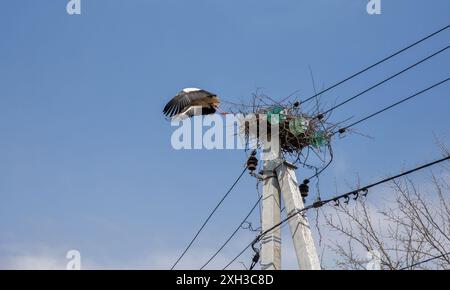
[260,158,321,270]
[260,161,281,270]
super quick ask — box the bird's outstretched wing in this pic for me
[163,89,215,117]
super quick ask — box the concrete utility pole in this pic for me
[260,158,321,270]
[260,161,281,270]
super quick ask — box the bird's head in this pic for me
[209,95,220,108]
[182,88,201,93]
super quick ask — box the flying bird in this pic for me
[163,88,221,119]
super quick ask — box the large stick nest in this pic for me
[224,91,346,169]
[241,110,323,153]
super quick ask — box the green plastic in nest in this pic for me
[310,131,328,148]
[267,106,286,125]
[289,117,309,136]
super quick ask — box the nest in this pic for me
[224,91,343,169]
[241,110,326,152]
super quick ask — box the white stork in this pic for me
[163,88,221,119]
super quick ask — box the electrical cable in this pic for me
[315,45,449,119]
[279,25,449,105]
[171,167,247,270]
[223,155,450,269]
[200,195,262,270]
[398,252,450,270]
[332,77,450,135]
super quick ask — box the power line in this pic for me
[263,155,450,246]
[399,252,450,270]
[290,78,448,187]
[224,155,450,269]
[200,195,262,270]
[279,25,449,105]
[306,155,333,181]
[170,167,247,270]
[223,241,253,270]
[313,155,450,209]
[315,45,449,119]
[333,77,450,135]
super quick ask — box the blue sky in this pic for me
[0,0,449,269]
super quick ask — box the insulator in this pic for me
[333,199,340,207]
[252,252,260,263]
[299,179,310,198]
[247,156,258,172]
[299,185,309,197]
[361,188,369,197]
[344,195,350,204]
[293,101,300,108]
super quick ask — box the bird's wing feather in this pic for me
[163,93,190,117]
[163,90,215,117]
